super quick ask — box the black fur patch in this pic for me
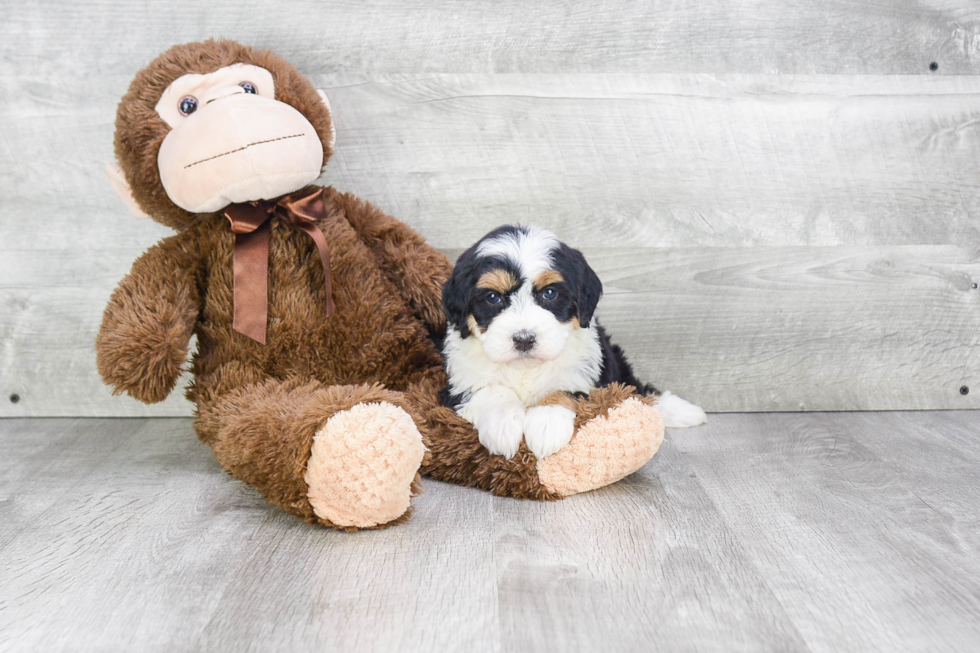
[595,325,658,395]
[530,279,575,322]
[549,243,603,328]
[442,228,523,338]
[438,386,470,410]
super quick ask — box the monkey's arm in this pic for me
[334,190,452,332]
[96,234,201,404]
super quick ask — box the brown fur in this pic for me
[476,269,519,293]
[114,39,333,231]
[537,391,578,411]
[96,235,200,402]
[97,40,654,530]
[532,270,564,290]
[409,381,645,501]
[204,379,422,530]
[466,315,486,335]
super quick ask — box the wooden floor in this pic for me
[1,412,978,652]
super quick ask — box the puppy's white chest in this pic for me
[493,365,573,407]
[445,323,602,407]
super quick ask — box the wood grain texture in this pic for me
[2,413,980,651]
[492,445,809,652]
[3,71,980,415]
[318,74,980,250]
[0,247,196,417]
[2,0,980,75]
[592,245,980,412]
[0,419,274,652]
[5,74,980,250]
[675,412,980,652]
[197,484,498,652]
[3,245,976,416]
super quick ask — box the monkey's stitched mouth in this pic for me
[183,133,306,169]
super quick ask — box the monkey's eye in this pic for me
[178,96,198,116]
[485,292,502,305]
[240,82,257,94]
[541,286,558,300]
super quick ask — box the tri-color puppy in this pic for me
[440,224,706,460]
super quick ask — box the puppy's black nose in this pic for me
[513,331,536,352]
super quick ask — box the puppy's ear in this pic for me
[577,262,603,328]
[561,245,603,328]
[443,251,476,338]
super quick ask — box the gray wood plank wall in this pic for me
[1,1,979,416]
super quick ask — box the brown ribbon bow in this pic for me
[223,186,335,344]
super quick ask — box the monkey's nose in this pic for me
[203,85,247,105]
[512,331,536,352]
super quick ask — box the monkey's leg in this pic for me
[408,381,663,499]
[196,378,425,530]
[533,386,664,497]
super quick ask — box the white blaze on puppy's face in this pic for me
[473,225,574,365]
[474,284,575,365]
[476,225,561,282]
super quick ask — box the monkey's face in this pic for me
[154,63,324,213]
[109,41,336,228]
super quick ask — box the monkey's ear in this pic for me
[316,90,337,151]
[105,163,149,219]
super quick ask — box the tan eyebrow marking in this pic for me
[533,270,564,290]
[476,269,519,293]
[466,315,486,335]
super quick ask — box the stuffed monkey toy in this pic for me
[97,40,665,530]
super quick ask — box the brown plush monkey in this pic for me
[97,40,665,530]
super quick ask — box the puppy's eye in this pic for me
[541,287,558,300]
[486,292,502,305]
[240,82,257,94]
[178,96,198,116]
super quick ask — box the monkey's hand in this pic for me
[96,235,201,404]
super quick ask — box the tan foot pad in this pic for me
[536,397,665,498]
[305,401,425,528]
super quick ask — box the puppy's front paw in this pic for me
[523,405,576,459]
[457,385,528,459]
[477,405,526,458]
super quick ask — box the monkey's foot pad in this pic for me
[536,397,664,497]
[305,401,425,528]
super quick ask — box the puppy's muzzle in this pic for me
[512,330,536,352]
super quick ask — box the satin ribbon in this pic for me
[223,186,335,344]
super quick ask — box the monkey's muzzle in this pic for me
[157,93,324,214]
